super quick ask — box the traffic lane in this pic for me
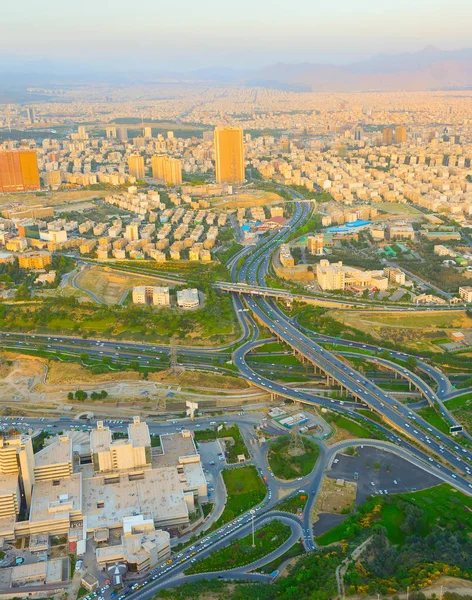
[234,336,472,494]
[128,572,271,600]
[132,513,302,598]
[250,297,472,471]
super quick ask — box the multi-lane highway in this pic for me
[4,189,472,599]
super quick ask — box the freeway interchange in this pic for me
[3,192,472,598]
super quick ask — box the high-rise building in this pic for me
[143,127,152,138]
[26,107,36,124]
[395,126,407,144]
[382,128,393,145]
[77,126,88,140]
[128,154,145,180]
[106,126,117,139]
[151,155,182,186]
[353,126,363,141]
[0,434,35,509]
[0,150,40,193]
[214,127,245,184]
[118,126,128,140]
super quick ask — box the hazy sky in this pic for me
[3,0,471,70]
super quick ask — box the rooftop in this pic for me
[91,423,112,453]
[29,473,82,523]
[128,418,151,448]
[34,436,71,468]
[82,468,189,530]
[154,431,198,468]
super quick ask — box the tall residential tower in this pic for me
[214,127,245,185]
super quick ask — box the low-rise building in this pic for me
[177,288,199,309]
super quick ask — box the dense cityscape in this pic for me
[2,2,472,600]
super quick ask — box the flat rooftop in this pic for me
[0,472,18,497]
[82,468,189,530]
[128,420,151,448]
[91,426,112,453]
[155,432,197,468]
[34,436,71,467]
[30,473,82,523]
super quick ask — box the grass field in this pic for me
[277,493,309,514]
[329,414,372,438]
[185,520,291,574]
[329,309,472,353]
[418,406,452,434]
[215,466,266,527]
[445,392,472,410]
[316,483,472,546]
[268,435,320,480]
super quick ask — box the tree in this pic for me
[75,390,88,401]
[15,284,31,300]
[67,392,74,401]
[406,355,418,369]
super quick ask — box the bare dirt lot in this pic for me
[75,266,176,304]
[0,190,108,208]
[0,353,257,417]
[210,190,283,209]
[312,476,357,521]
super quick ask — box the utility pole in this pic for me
[250,510,256,548]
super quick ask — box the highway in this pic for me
[230,198,472,490]
[4,188,472,599]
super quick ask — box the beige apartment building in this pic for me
[316,259,388,291]
[132,286,170,306]
[279,244,294,267]
[307,234,324,255]
[151,155,183,186]
[128,154,145,180]
[459,286,472,303]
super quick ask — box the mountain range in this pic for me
[1,47,472,92]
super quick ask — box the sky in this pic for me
[2,0,471,72]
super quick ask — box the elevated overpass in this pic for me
[216,281,468,312]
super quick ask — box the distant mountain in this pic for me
[249,47,472,91]
[1,47,471,92]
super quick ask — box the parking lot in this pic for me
[329,446,441,504]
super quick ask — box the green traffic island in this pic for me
[325,412,385,440]
[276,493,309,515]
[267,435,320,480]
[255,540,306,574]
[214,466,266,528]
[184,520,292,575]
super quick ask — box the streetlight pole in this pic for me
[250,510,256,548]
[407,586,410,600]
